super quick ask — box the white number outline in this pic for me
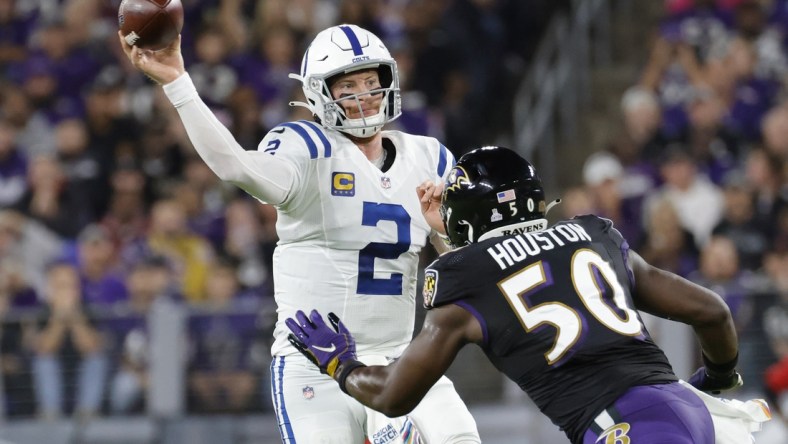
[498,249,642,364]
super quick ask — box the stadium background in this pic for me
[0,0,787,442]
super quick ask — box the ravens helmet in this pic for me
[441,146,547,247]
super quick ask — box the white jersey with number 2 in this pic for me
[261,120,454,357]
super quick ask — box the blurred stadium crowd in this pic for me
[563,0,788,423]
[0,0,787,432]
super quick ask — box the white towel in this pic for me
[679,380,773,444]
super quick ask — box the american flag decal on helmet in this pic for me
[497,189,516,203]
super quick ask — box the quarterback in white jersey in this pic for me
[266,125,449,358]
[119,23,479,444]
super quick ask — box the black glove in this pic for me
[688,353,743,394]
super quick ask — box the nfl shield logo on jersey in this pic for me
[422,270,439,308]
[380,176,391,189]
[302,385,314,400]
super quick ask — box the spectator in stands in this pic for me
[760,105,788,158]
[387,42,441,137]
[179,156,231,248]
[187,260,262,413]
[235,25,300,129]
[225,85,268,149]
[137,117,187,195]
[251,0,336,44]
[581,151,646,248]
[0,270,36,417]
[639,3,726,137]
[730,0,787,82]
[100,162,149,255]
[59,0,115,50]
[0,209,63,297]
[611,86,668,172]
[189,27,239,110]
[712,171,770,270]
[0,118,28,208]
[31,261,107,420]
[12,154,94,239]
[0,83,55,157]
[705,29,781,144]
[639,196,700,277]
[336,0,385,39]
[53,118,105,218]
[83,66,141,183]
[645,143,724,247]
[122,198,214,304]
[773,203,788,256]
[76,224,128,308]
[744,147,787,239]
[14,57,72,125]
[680,88,740,184]
[0,0,33,71]
[221,197,269,293]
[108,255,178,414]
[689,235,767,381]
[25,20,101,113]
[662,0,734,64]
[0,258,37,309]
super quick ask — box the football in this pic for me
[118,0,184,50]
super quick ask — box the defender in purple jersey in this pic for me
[288,146,745,444]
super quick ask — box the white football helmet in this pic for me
[289,24,402,138]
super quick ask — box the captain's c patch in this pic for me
[331,172,355,196]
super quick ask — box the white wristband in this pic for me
[162,72,197,108]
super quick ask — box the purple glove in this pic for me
[688,367,743,394]
[286,310,357,378]
[688,353,743,394]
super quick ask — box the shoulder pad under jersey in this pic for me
[259,120,334,160]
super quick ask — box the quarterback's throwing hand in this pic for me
[286,310,358,378]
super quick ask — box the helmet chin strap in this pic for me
[545,199,562,216]
[459,220,474,244]
[288,100,311,110]
[478,218,548,242]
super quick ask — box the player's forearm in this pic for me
[429,231,451,254]
[162,73,293,204]
[662,276,738,365]
[691,306,738,368]
[343,364,429,417]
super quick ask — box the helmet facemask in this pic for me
[289,25,402,138]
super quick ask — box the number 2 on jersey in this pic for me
[499,249,642,364]
[357,202,411,295]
